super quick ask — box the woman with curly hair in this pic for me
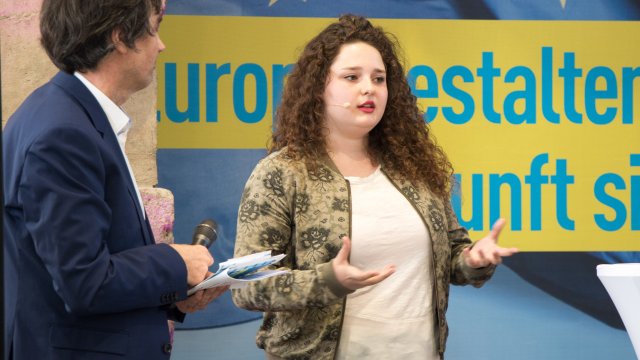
[232,14,518,360]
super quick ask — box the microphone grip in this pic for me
[192,234,213,248]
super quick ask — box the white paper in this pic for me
[187,251,288,295]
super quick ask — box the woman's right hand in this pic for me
[332,236,396,291]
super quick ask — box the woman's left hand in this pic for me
[462,218,519,268]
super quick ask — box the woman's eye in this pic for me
[344,75,358,81]
[374,76,386,83]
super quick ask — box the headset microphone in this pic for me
[329,102,351,109]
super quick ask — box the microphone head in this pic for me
[192,219,218,248]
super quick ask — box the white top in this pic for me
[336,167,439,360]
[74,72,145,218]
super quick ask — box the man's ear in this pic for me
[111,28,128,53]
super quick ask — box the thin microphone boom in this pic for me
[329,102,351,109]
[191,219,218,248]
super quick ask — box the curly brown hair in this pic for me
[270,14,454,200]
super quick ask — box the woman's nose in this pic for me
[361,81,374,95]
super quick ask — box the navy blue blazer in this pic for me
[3,72,189,359]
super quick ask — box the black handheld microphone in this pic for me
[191,219,218,248]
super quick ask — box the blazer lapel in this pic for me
[51,72,153,245]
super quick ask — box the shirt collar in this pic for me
[74,72,131,143]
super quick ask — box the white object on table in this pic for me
[597,263,640,359]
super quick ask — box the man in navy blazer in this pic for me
[3,1,226,358]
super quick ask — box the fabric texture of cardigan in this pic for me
[232,148,495,359]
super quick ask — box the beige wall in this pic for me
[1,0,158,186]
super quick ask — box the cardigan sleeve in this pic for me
[231,155,349,312]
[445,201,496,287]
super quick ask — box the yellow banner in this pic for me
[157,16,640,250]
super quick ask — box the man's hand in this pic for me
[176,285,229,313]
[462,218,519,268]
[332,236,395,291]
[170,244,214,286]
